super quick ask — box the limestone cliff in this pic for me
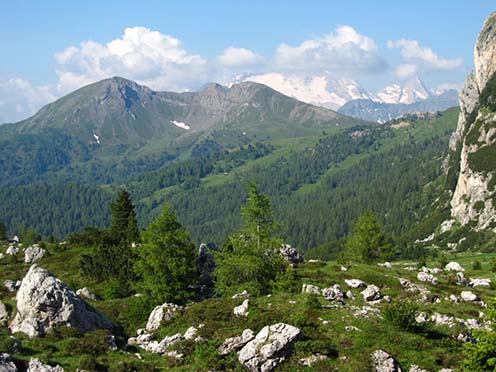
[450,12,496,231]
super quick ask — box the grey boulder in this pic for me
[9,264,114,338]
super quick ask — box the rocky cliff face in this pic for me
[450,12,496,230]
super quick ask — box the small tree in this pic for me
[214,183,284,297]
[109,189,139,243]
[342,211,393,263]
[0,222,6,241]
[134,205,197,304]
[461,300,496,371]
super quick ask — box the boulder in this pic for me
[6,246,19,256]
[461,291,480,302]
[345,279,366,288]
[76,287,99,301]
[449,294,460,303]
[0,353,17,372]
[4,280,21,293]
[409,365,428,372]
[197,243,215,286]
[232,290,250,299]
[183,326,199,341]
[417,272,438,285]
[322,284,344,302]
[9,265,114,338]
[145,303,182,332]
[27,358,64,372]
[238,323,301,372]
[234,299,249,317]
[378,262,393,268]
[361,285,382,302]
[445,262,464,272]
[24,245,46,264]
[218,329,255,355]
[301,284,320,295]
[456,272,468,286]
[140,333,182,354]
[298,354,327,366]
[279,244,304,264]
[469,278,492,287]
[371,349,403,372]
[0,301,9,326]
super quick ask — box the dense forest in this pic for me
[0,109,458,256]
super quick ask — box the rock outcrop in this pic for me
[24,245,46,264]
[27,358,64,372]
[9,265,114,338]
[218,329,255,355]
[145,303,182,332]
[371,349,403,372]
[76,287,99,301]
[238,323,301,372]
[449,12,496,230]
[0,300,9,326]
[197,243,215,286]
[0,353,17,372]
[279,244,304,264]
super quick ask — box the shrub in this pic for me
[491,257,496,272]
[472,260,482,270]
[383,300,422,332]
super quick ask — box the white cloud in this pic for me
[217,47,263,67]
[387,39,462,70]
[274,25,387,74]
[0,78,56,123]
[55,26,208,93]
[395,63,418,78]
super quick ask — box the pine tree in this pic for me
[134,205,197,304]
[109,189,139,242]
[0,222,6,241]
[342,211,394,263]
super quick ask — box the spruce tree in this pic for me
[0,222,6,241]
[109,189,139,242]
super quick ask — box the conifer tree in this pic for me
[134,205,197,304]
[109,189,139,242]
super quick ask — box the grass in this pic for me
[0,240,493,371]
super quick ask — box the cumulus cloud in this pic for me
[217,47,264,67]
[274,25,387,74]
[0,78,56,123]
[387,39,462,70]
[55,26,208,93]
[395,63,418,78]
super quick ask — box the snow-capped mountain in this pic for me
[229,73,456,112]
[376,76,432,104]
[232,72,375,110]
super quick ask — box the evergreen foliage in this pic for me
[0,222,5,240]
[462,300,496,371]
[134,205,198,304]
[109,189,139,243]
[341,211,394,263]
[214,184,284,296]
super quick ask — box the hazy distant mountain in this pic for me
[338,89,459,122]
[233,73,457,114]
[377,77,432,104]
[233,72,376,110]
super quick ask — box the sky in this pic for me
[0,0,493,123]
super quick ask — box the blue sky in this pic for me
[0,0,493,122]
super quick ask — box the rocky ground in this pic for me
[0,240,494,371]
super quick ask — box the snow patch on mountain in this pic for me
[93,133,100,144]
[377,77,431,104]
[170,120,190,130]
[241,73,375,110]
